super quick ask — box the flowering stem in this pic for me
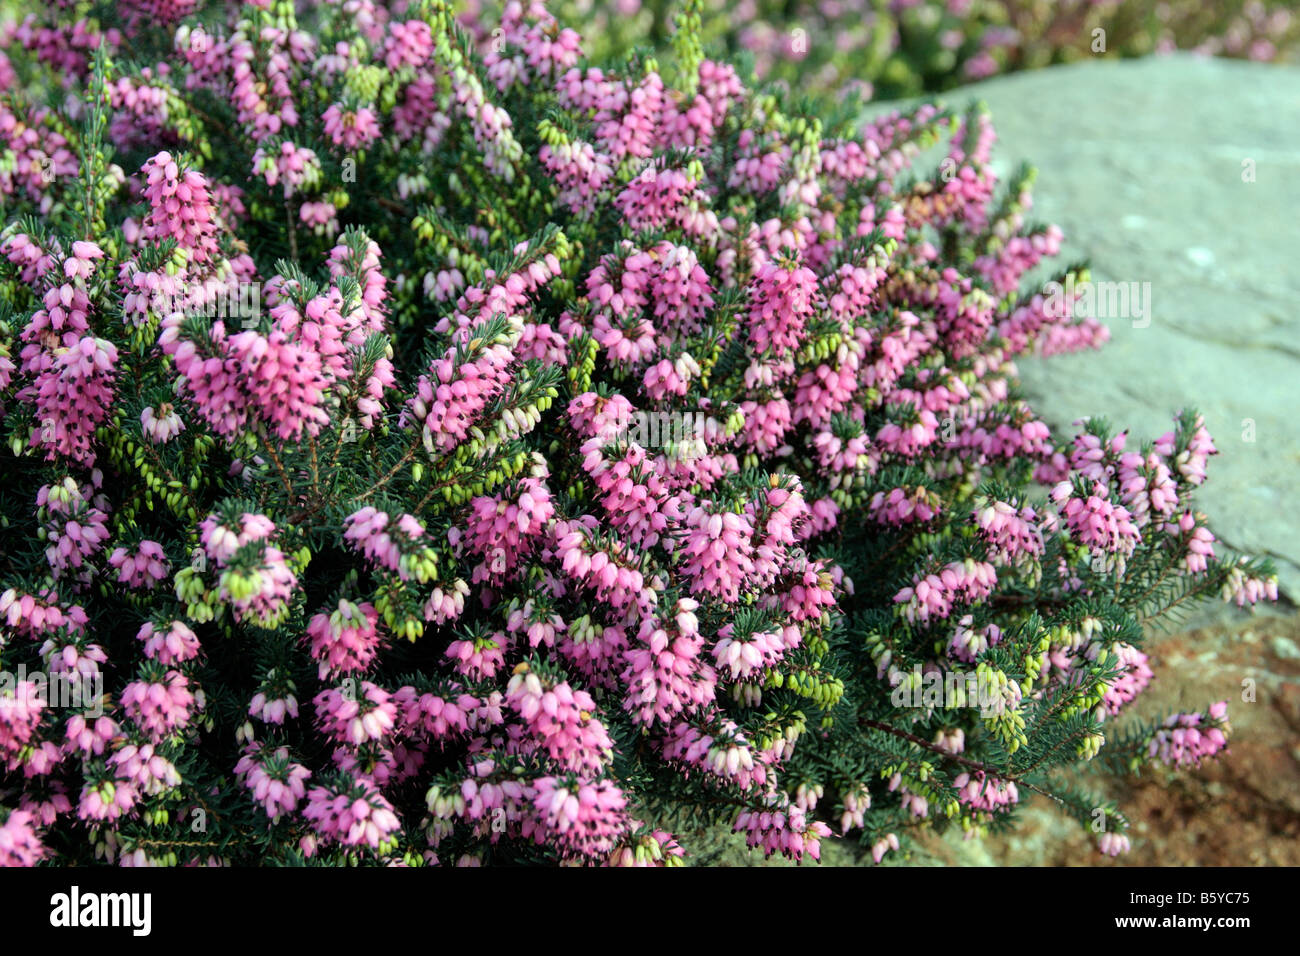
[1131,552,1180,615]
[860,718,1066,806]
[366,443,419,496]
[1015,727,1091,779]
[307,432,321,501]
[1137,584,1204,627]
[258,432,297,501]
[285,202,298,262]
[375,196,411,218]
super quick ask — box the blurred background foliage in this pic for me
[4,1,1296,104]
[458,0,1300,101]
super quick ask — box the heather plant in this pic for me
[0,0,1278,867]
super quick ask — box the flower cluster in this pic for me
[1147,702,1231,769]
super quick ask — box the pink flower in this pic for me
[108,743,181,796]
[678,506,756,604]
[235,744,311,821]
[871,833,901,864]
[140,404,184,443]
[1099,643,1153,714]
[407,336,515,454]
[952,771,1019,813]
[1052,480,1142,574]
[747,256,821,357]
[973,499,1044,565]
[108,540,170,590]
[78,778,138,823]
[30,335,118,466]
[384,20,434,71]
[733,791,832,861]
[299,200,339,237]
[505,668,613,774]
[37,478,110,580]
[252,141,321,199]
[137,620,201,665]
[460,474,556,584]
[120,670,196,741]
[445,634,507,681]
[526,776,628,858]
[314,681,396,745]
[606,827,685,867]
[0,810,47,866]
[713,624,792,680]
[0,682,44,771]
[540,138,613,216]
[305,600,383,679]
[621,599,717,725]
[552,517,652,612]
[613,162,699,232]
[1098,831,1131,857]
[424,580,470,625]
[302,777,400,850]
[140,151,220,264]
[871,486,941,526]
[322,103,381,150]
[894,558,998,625]
[1149,706,1230,768]
[582,439,682,549]
[1221,561,1279,607]
[64,715,119,756]
[343,507,435,582]
[249,682,299,725]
